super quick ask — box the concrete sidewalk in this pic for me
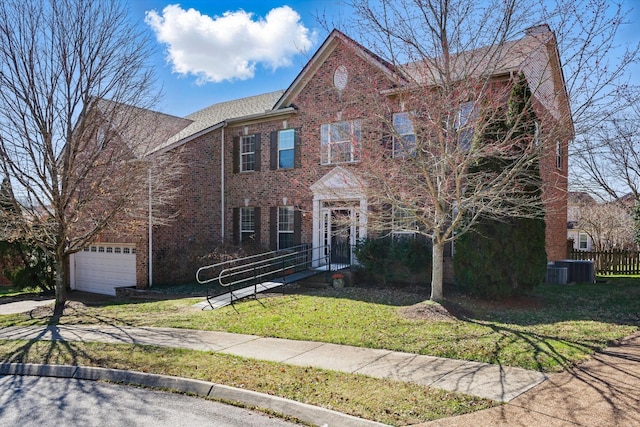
[0,324,546,402]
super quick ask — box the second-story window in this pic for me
[278,129,295,169]
[233,133,261,173]
[321,120,361,164]
[270,128,299,170]
[556,140,563,170]
[456,102,475,150]
[393,112,416,158]
[240,135,256,172]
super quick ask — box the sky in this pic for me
[131,0,344,117]
[129,0,640,119]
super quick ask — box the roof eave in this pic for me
[225,106,297,125]
[147,107,298,157]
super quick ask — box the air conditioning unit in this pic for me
[553,260,595,283]
[545,267,568,285]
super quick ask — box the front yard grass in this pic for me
[0,339,495,426]
[1,278,638,373]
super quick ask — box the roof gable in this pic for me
[274,29,404,109]
[94,98,193,158]
[310,166,365,200]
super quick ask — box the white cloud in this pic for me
[145,5,315,84]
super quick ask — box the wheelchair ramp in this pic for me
[195,244,352,311]
[193,269,321,311]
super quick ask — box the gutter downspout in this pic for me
[221,125,225,241]
[148,167,153,287]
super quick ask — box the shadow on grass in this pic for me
[442,281,640,327]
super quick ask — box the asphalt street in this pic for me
[0,375,301,427]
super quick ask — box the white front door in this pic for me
[310,167,367,267]
[319,204,359,265]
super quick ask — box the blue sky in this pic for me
[131,1,343,117]
[130,1,640,118]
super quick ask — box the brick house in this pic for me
[69,26,571,295]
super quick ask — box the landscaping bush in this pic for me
[354,237,432,286]
[454,217,547,298]
[455,73,547,299]
[1,241,56,293]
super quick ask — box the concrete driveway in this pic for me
[0,298,55,315]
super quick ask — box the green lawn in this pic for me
[2,278,638,372]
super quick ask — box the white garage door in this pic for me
[72,244,136,296]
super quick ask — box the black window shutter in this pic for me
[254,207,261,245]
[293,128,301,169]
[270,207,278,250]
[232,208,239,244]
[254,133,261,171]
[293,209,302,245]
[270,131,278,170]
[232,136,240,173]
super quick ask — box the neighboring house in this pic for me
[567,191,595,251]
[567,191,636,251]
[69,27,571,295]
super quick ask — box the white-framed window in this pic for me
[392,206,417,239]
[240,207,255,243]
[393,112,416,158]
[321,120,361,164]
[579,233,588,250]
[240,135,256,172]
[278,206,295,249]
[278,129,295,169]
[456,102,475,150]
[556,140,563,170]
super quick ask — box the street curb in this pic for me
[0,362,389,427]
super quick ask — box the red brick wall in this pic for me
[149,133,224,285]
[539,129,569,262]
[123,37,569,288]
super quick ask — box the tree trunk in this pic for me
[53,254,67,317]
[430,240,444,302]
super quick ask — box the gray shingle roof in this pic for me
[94,98,193,157]
[163,90,284,148]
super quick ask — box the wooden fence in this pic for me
[569,249,640,275]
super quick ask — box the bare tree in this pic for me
[0,0,184,315]
[571,104,640,201]
[546,0,640,199]
[576,202,635,251]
